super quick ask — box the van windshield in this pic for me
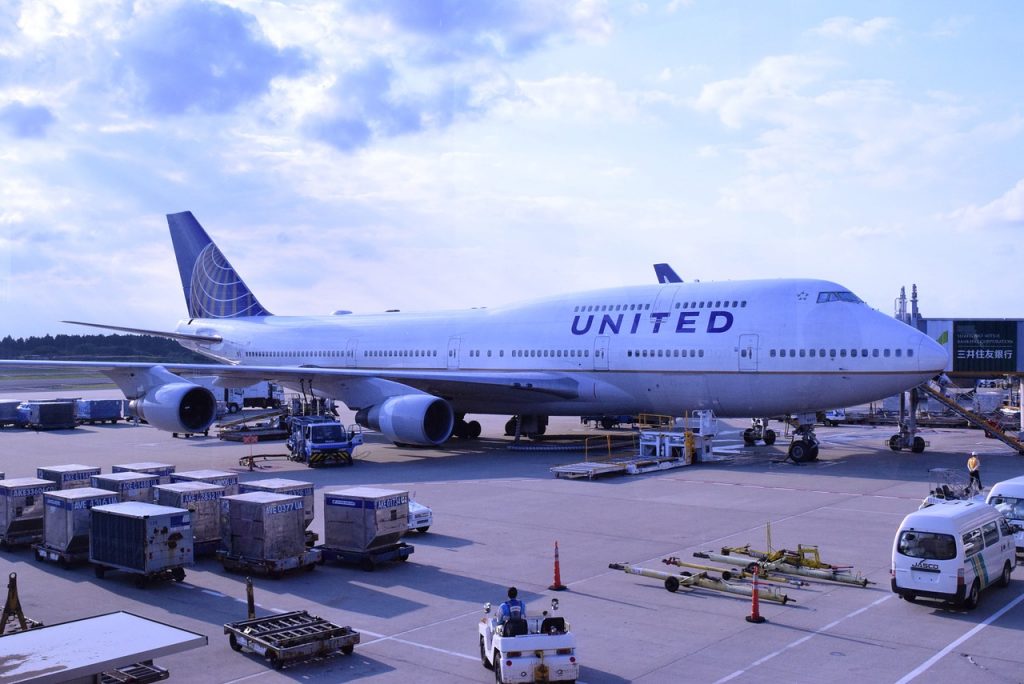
[989,495,1024,520]
[897,531,956,560]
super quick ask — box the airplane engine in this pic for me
[129,383,218,434]
[356,394,454,446]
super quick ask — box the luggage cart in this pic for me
[33,543,89,567]
[216,548,322,578]
[93,563,187,588]
[316,542,413,571]
[224,610,359,670]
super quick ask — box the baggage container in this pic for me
[36,464,102,490]
[73,398,123,424]
[0,400,22,427]
[219,492,306,561]
[17,401,76,430]
[172,469,239,495]
[323,487,408,553]
[90,502,193,584]
[36,487,119,564]
[239,479,315,528]
[91,472,159,503]
[155,481,226,555]
[0,478,58,547]
[112,462,177,484]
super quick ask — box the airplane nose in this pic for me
[917,335,948,373]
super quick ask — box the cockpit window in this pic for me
[816,291,863,304]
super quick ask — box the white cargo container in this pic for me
[37,487,120,564]
[219,492,306,561]
[36,464,102,490]
[155,481,226,554]
[323,487,409,553]
[171,469,239,495]
[90,502,193,585]
[0,478,58,547]
[112,462,176,484]
[91,472,160,503]
[239,479,314,528]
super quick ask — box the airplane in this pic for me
[0,212,948,462]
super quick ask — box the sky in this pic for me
[1,0,1022,337]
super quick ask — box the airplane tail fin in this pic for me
[167,211,273,319]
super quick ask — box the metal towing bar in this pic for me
[695,545,872,587]
[609,563,793,604]
[661,557,809,587]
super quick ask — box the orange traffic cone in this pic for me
[746,565,766,623]
[549,541,567,591]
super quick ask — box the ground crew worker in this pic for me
[498,586,525,624]
[967,451,982,491]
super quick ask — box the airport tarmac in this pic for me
[2,387,1023,683]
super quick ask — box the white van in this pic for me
[891,500,1015,609]
[986,475,1024,559]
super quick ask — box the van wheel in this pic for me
[494,651,502,683]
[963,580,980,610]
[901,593,917,603]
[1000,561,1012,588]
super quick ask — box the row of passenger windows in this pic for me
[573,299,747,313]
[627,349,705,358]
[246,350,354,358]
[767,348,915,359]
[512,349,590,358]
[366,350,438,358]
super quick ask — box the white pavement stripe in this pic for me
[713,595,892,684]
[894,591,1024,684]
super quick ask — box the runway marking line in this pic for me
[713,594,893,683]
[895,590,1024,683]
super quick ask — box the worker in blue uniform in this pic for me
[498,586,525,623]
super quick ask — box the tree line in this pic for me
[0,333,210,363]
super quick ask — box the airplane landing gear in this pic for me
[452,415,482,439]
[888,387,927,453]
[787,415,819,463]
[742,418,776,446]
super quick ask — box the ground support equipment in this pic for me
[317,542,413,571]
[608,562,792,604]
[0,529,44,549]
[92,563,187,588]
[32,543,89,567]
[0,572,42,635]
[698,545,871,587]
[99,660,170,683]
[216,548,322,578]
[224,610,359,670]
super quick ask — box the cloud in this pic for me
[307,57,480,151]
[947,179,1024,231]
[346,0,609,62]
[0,101,56,138]
[812,17,896,44]
[114,1,310,116]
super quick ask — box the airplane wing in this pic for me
[61,320,222,344]
[0,360,581,403]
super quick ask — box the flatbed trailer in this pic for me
[317,542,413,571]
[224,610,359,670]
[216,548,322,578]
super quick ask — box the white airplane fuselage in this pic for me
[177,278,947,418]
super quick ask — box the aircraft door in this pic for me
[738,334,758,371]
[651,286,680,319]
[594,336,610,371]
[447,337,461,370]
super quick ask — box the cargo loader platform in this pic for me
[224,610,359,670]
[316,542,413,571]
